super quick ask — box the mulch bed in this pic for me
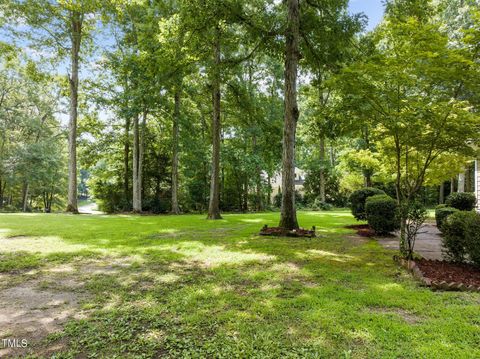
[394,256,480,292]
[259,225,316,238]
[345,224,376,237]
[415,259,480,288]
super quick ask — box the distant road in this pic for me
[78,201,104,214]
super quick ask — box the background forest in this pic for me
[0,0,479,216]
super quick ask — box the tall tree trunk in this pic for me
[329,146,335,166]
[252,134,263,211]
[22,182,29,212]
[0,179,4,209]
[139,112,146,205]
[279,0,300,230]
[66,12,82,214]
[267,174,272,207]
[132,114,141,212]
[171,82,182,214]
[207,27,222,220]
[319,135,326,202]
[362,126,372,187]
[243,178,248,212]
[439,182,445,204]
[450,177,455,194]
[124,117,130,209]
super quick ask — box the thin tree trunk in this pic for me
[253,134,263,211]
[243,178,248,212]
[207,27,222,220]
[450,177,455,194]
[171,82,182,214]
[0,179,4,209]
[22,182,29,212]
[439,182,445,204]
[329,146,335,166]
[267,174,272,206]
[319,135,326,202]
[124,117,130,209]
[138,111,146,211]
[363,126,372,187]
[279,0,300,230]
[132,114,141,212]
[66,11,82,214]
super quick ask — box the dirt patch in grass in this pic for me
[0,257,134,356]
[415,259,480,288]
[0,275,87,357]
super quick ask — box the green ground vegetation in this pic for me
[0,211,478,358]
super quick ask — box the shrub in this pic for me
[445,192,476,211]
[435,206,459,231]
[464,214,480,267]
[349,187,386,221]
[365,194,399,234]
[441,211,479,264]
[311,198,333,211]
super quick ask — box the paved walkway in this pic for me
[377,222,444,260]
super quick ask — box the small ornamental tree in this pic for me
[334,3,480,258]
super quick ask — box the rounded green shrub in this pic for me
[464,214,480,267]
[365,194,399,234]
[441,211,480,267]
[445,192,476,211]
[435,206,459,231]
[349,187,386,221]
[311,198,333,211]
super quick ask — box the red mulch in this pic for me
[259,226,316,238]
[345,224,376,237]
[415,259,480,287]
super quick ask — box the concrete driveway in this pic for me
[377,222,444,260]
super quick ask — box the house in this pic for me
[269,167,306,202]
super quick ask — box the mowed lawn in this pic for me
[0,211,479,358]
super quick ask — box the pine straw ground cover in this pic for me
[0,210,479,358]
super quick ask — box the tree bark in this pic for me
[439,182,445,204]
[22,182,29,212]
[171,82,182,214]
[0,179,4,209]
[319,135,326,202]
[450,177,455,194]
[124,117,130,209]
[279,0,300,230]
[253,134,263,211]
[66,11,82,214]
[132,114,142,213]
[207,27,222,220]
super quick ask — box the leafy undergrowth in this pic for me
[0,211,479,358]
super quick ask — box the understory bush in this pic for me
[442,211,480,266]
[349,187,386,221]
[311,198,333,211]
[365,194,398,234]
[435,205,459,231]
[445,192,476,211]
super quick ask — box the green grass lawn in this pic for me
[0,211,479,358]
